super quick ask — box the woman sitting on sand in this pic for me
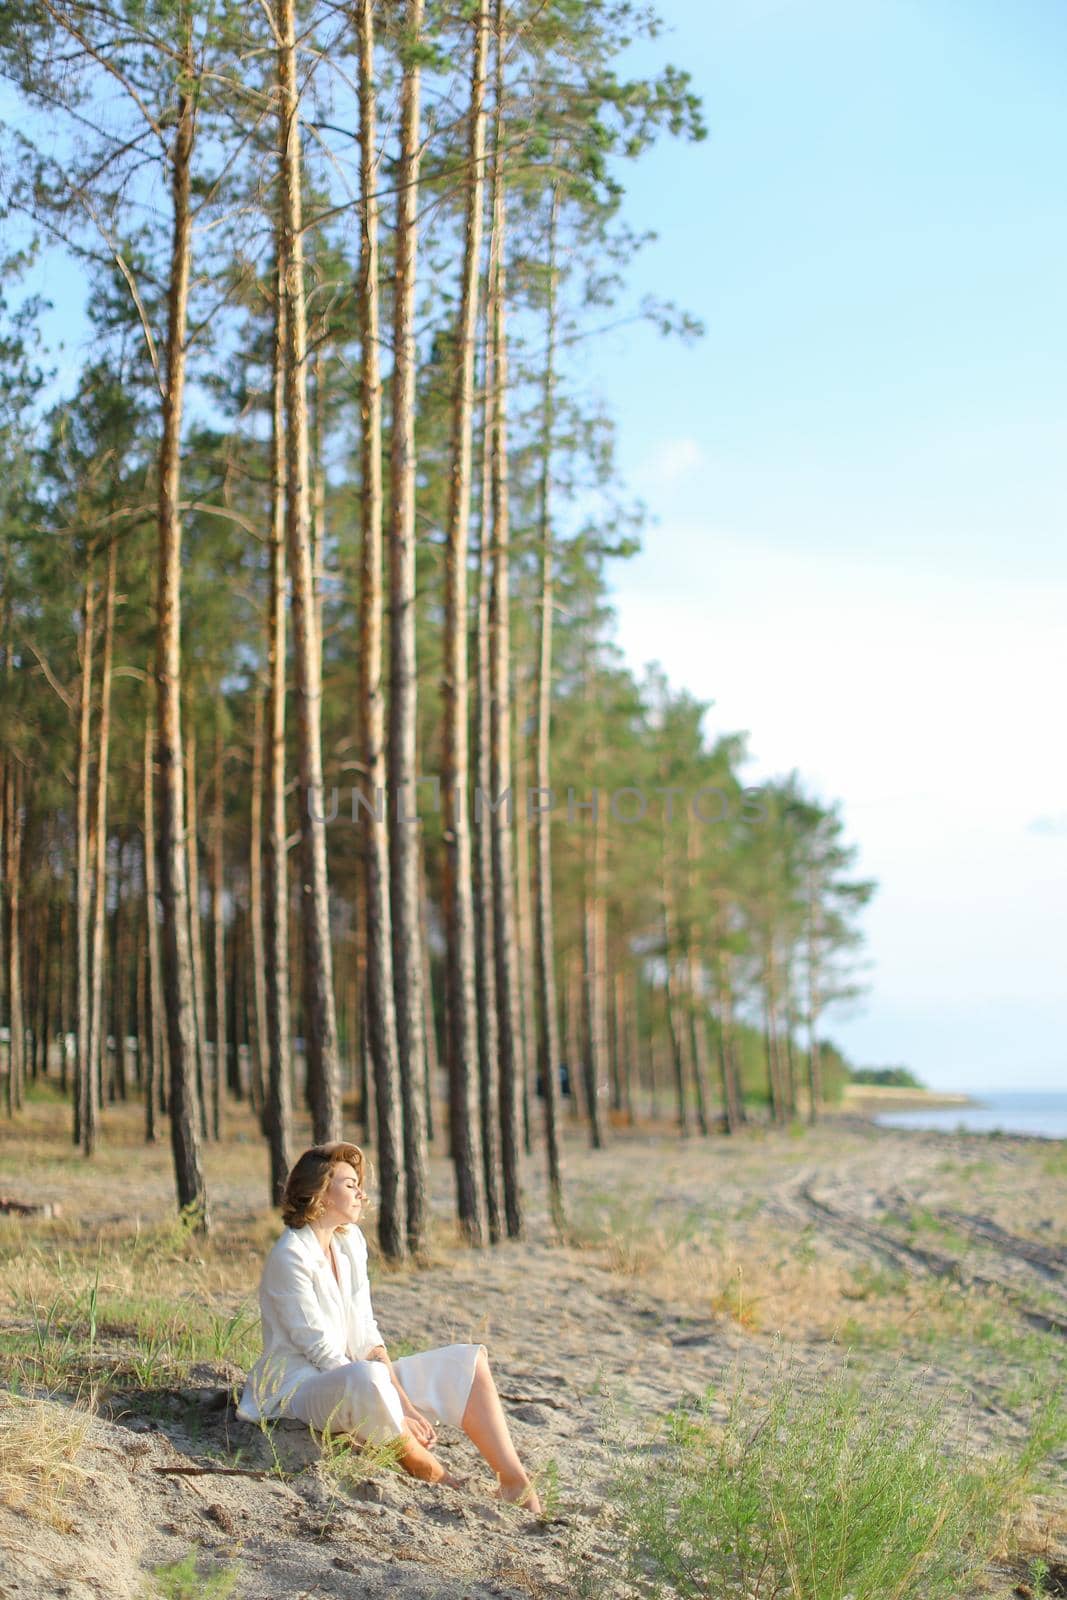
[237,1141,541,1512]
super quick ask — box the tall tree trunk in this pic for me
[0,763,4,1075]
[185,723,211,1139]
[488,3,523,1237]
[263,244,293,1207]
[386,0,430,1255]
[23,902,37,1086]
[512,669,536,1157]
[210,724,225,1140]
[247,687,268,1119]
[762,992,776,1123]
[277,0,342,1144]
[806,875,823,1124]
[228,905,244,1098]
[155,34,207,1222]
[783,975,798,1120]
[532,176,564,1228]
[473,312,502,1244]
[578,673,609,1153]
[85,535,117,1154]
[1,769,9,1105]
[137,896,151,1107]
[440,0,490,1246]
[565,951,584,1124]
[580,888,606,1150]
[73,564,96,1146]
[132,913,145,1094]
[340,967,356,1099]
[0,550,7,1098]
[36,901,53,1084]
[683,815,711,1136]
[2,764,24,1115]
[762,947,785,1125]
[111,857,129,1101]
[22,899,36,1088]
[355,0,405,1261]
[684,948,711,1136]
[624,967,639,1124]
[714,930,742,1134]
[418,841,438,1144]
[608,955,622,1117]
[648,1024,662,1122]
[59,900,71,1095]
[661,843,689,1135]
[611,968,626,1120]
[143,704,164,1142]
[357,957,372,1145]
[769,946,787,1125]
[311,343,327,656]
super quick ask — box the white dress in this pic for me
[237,1223,483,1444]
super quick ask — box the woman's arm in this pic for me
[366,1344,413,1407]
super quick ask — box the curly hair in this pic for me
[281,1142,368,1231]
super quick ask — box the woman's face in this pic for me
[319,1161,366,1228]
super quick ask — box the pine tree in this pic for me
[355,0,405,1260]
[441,0,491,1246]
[386,0,430,1255]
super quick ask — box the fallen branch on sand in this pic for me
[151,1465,268,1480]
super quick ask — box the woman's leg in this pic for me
[460,1348,541,1513]
[283,1362,462,1487]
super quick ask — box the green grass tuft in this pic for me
[1040,1143,1067,1179]
[609,1355,1058,1600]
[151,1554,240,1599]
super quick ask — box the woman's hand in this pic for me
[403,1406,437,1449]
[364,1346,437,1448]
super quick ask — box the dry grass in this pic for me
[0,1393,90,1529]
[563,1185,963,1346]
[0,1210,273,1395]
[0,1095,471,1402]
[597,1216,862,1337]
[560,1138,1067,1447]
[316,1426,408,1489]
[578,1186,1060,1374]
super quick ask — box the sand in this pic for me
[1,1107,1064,1598]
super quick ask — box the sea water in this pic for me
[874,1091,1067,1140]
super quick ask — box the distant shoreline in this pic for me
[840,1083,977,1111]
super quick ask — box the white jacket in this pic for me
[237,1223,385,1422]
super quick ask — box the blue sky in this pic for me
[589,0,1067,1092]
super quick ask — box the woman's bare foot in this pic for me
[396,1433,471,1492]
[492,1476,542,1515]
[397,1435,450,1483]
